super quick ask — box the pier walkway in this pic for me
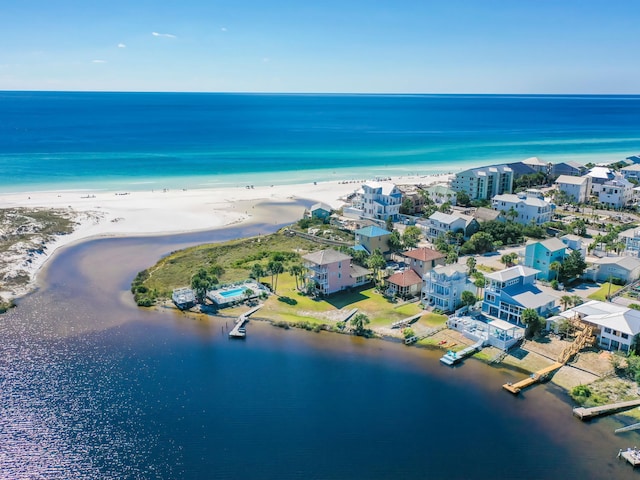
[502,317,594,394]
[574,399,640,420]
[440,339,485,366]
[229,305,263,338]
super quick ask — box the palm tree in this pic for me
[289,264,304,290]
[243,288,255,303]
[270,261,284,293]
[367,249,386,286]
[549,261,562,282]
[251,263,265,284]
[466,257,477,276]
[473,273,486,298]
[571,295,583,307]
[560,295,573,311]
[350,312,370,336]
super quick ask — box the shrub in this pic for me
[550,279,559,290]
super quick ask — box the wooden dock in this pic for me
[440,340,485,366]
[502,362,563,394]
[392,313,423,329]
[502,317,595,395]
[573,399,640,420]
[229,305,263,338]
[619,448,640,467]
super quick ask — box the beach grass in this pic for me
[588,283,623,301]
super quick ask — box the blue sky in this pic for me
[1,0,639,93]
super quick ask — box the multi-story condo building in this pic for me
[491,189,553,225]
[451,164,513,201]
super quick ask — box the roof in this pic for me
[555,175,590,186]
[562,300,640,336]
[402,247,445,262]
[387,269,423,287]
[485,265,540,282]
[586,167,614,180]
[492,193,550,208]
[429,211,475,227]
[432,263,467,277]
[349,264,371,278]
[621,164,640,172]
[350,244,369,253]
[355,225,391,238]
[560,234,583,242]
[592,255,640,271]
[522,156,547,167]
[425,184,457,196]
[488,318,523,331]
[473,207,502,222]
[361,181,399,196]
[619,227,640,239]
[310,202,332,212]
[302,249,351,265]
[510,290,557,309]
[538,237,568,252]
[505,162,536,176]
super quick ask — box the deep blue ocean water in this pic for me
[1,92,640,192]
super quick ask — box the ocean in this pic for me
[1,92,640,192]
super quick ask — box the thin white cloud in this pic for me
[152,31,176,39]
[92,59,107,63]
[118,43,127,48]
[221,27,227,32]
[262,57,270,63]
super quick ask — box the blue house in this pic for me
[482,266,557,325]
[354,226,391,254]
[306,202,333,221]
[523,238,567,281]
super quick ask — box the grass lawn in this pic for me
[588,283,623,301]
[256,273,426,327]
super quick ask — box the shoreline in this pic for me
[0,173,452,301]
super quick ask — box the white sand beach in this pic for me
[0,174,452,300]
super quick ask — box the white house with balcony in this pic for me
[554,175,592,203]
[559,300,640,353]
[491,189,553,225]
[420,211,478,242]
[344,182,402,221]
[586,167,615,195]
[597,175,635,208]
[422,264,474,313]
[619,226,640,257]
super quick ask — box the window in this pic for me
[604,328,612,334]
[622,333,629,339]
[486,294,496,303]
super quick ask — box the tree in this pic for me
[385,216,394,232]
[402,225,422,249]
[506,207,518,222]
[191,268,217,303]
[560,250,587,282]
[270,261,284,293]
[570,218,587,237]
[501,253,515,267]
[445,250,458,265]
[456,191,471,207]
[250,263,265,284]
[350,312,370,336]
[571,295,583,307]
[367,249,387,285]
[388,230,403,252]
[403,327,415,339]
[521,308,543,338]
[462,231,494,254]
[461,290,477,307]
[438,201,452,214]
[560,295,573,311]
[466,257,477,275]
[289,263,304,290]
[400,198,414,215]
[549,261,562,282]
[243,288,255,303]
[474,274,486,297]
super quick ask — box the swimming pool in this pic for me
[219,287,247,298]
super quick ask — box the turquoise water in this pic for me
[219,286,247,298]
[1,92,640,193]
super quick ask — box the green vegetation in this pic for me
[588,283,623,301]
[522,308,543,338]
[350,312,371,336]
[0,298,16,314]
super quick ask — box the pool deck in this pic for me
[208,281,264,307]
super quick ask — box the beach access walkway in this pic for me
[440,339,486,366]
[229,305,263,338]
[574,399,640,421]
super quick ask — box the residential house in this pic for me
[554,175,592,203]
[397,185,427,214]
[482,266,557,324]
[491,189,553,225]
[451,164,514,200]
[172,287,197,310]
[386,269,423,299]
[400,247,446,278]
[473,207,502,223]
[422,264,474,313]
[560,234,587,257]
[552,161,587,177]
[597,175,635,208]
[620,164,640,182]
[584,255,640,284]
[523,238,567,281]
[420,211,479,242]
[423,184,458,206]
[302,249,370,295]
[344,182,402,221]
[354,226,391,254]
[559,300,640,353]
[619,227,640,257]
[586,167,615,195]
[305,202,332,220]
[522,156,549,174]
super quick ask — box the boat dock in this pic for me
[502,362,563,394]
[229,305,263,338]
[440,339,485,366]
[573,399,640,420]
[619,448,640,468]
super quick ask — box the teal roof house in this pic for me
[354,226,391,254]
[523,238,567,281]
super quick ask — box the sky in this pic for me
[1,0,639,93]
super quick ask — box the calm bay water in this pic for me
[1,92,640,192]
[1,219,637,479]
